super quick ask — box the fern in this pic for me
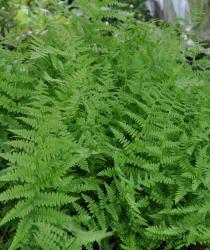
[0,0,210,249]
[0,81,111,249]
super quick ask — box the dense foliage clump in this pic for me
[0,0,210,249]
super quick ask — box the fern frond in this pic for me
[1,200,33,226]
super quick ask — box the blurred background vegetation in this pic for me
[0,0,209,49]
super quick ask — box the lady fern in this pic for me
[0,0,209,249]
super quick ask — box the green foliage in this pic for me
[0,0,69,48]
[0,0,209,249]
[119,0,146,16]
